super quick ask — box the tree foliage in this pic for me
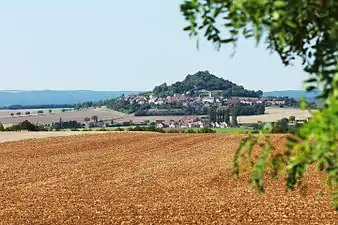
[180,0,338,209]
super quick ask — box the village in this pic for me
[122,92,287,107]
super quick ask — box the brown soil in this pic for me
[0,133,336,224]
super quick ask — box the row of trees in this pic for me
[0,104,75,110]
[9,109,55,117]
[208,107,238,126]
[208,104,266,124]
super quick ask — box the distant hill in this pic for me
[263,90,319,101]
[153,71,263,97]
[0,90,140,107]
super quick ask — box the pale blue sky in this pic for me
[0,0,307,92]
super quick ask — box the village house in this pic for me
[156,122,166,129]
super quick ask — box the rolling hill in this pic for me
[263,90,318,100]
[0,90,140,107]
[153,71,263,97]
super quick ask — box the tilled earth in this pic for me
[0,133,336,224]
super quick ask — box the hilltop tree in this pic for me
[180,0,338,209]
[91,115,98,123]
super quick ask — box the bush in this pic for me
[70,128,80,131]
[0,123,4,132]
[166,129,181,133]
[127,126,165,133]
[114,127,124,131]
[186,129,196,133]
[197,127,216,133]
[5,120,47,131]
[97,128,108,131]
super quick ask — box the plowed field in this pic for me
[0,133,336,224]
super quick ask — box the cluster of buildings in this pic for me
[122,94,285,106]
[154,118,230,129]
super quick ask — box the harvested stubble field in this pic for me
[0,133,336,224]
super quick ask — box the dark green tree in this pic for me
[231,107,238,127]
[91,115,98,123]
[0,122,4,131]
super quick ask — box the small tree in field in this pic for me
[91,115,98,123]
[49,109,53,114]
[25,111,30,116]
[10,113,14,117]
[84,117,90,123]
[16,112,21,117]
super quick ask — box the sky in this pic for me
[0,0,308,92]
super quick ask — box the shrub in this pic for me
[186,129,196,133]
[114,127,124,131]
[166,129,181,133]
[197,128,216,133]
[5,120,47,132]
[0,123,4,132]
[127,126,165,133]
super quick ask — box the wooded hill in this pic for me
[152,71,263,97]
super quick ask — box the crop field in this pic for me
[0,108,126,125]
[0,133,336,224]
[0,131,102,143]
[0,107,313,128]
[238,107,313,124]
